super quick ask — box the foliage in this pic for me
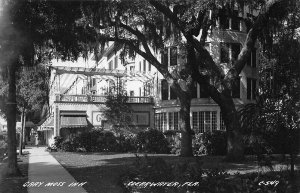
[115,134,137,153]
[136,129,170,154]
[121,155,299,193]
[53,136,64,150]
[193,131,227,156]
[164,130,182,155]
[0,139,8,160]
[103,82,132,133]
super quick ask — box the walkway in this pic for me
[27,147,87,193]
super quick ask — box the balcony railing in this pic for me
[55,94,153,104]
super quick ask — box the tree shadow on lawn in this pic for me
[51,153,300,193]
[0,153,29,193]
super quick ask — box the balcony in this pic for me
[55,94,153,104]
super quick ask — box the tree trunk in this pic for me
[6,64,20,176]
[22,113,26,149]
[220,96,244,161]
[179,95,193,157]
[19,109,25,155]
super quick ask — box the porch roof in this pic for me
[51,66,154,82]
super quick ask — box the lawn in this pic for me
[51,152,300,193]
[0,152,29,193]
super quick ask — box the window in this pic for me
[155,114,161,131]
[219,16,230,30]
[200,83,209,98]
[114,56,118,69]
[192,112,199,133]
[154,113,167,132]
[174,112,179,130]
[139,61,142,71]
[193,111,217,133]
[191,82,197,98]
[212,111,217,131]
[148,62,151,71]
[108,60,113,70]
[130,66,135,72]
[220,43,230,63]
[170,47,177,66]
[251,49,256,68]
[220,112,226,131]
[247,78,256,100]
[170,87,177,100]
[161,79,169,100]
[143,60,146,72]
[161,49,168,66]
[199,112,205,133]
[231,16,240,31]
[231,77,240,98]
[221,43,242,64]
[231,43,241,62]
[162,113,167,131]
[169,112,173,130]
[247,48,257,68]
[92,78,96,87]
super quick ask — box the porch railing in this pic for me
[55,94,153,104]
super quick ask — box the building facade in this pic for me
[39,6,259,146]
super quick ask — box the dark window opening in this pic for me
[170,47,177,66]
[231,17,240,31]
[114,56,118,69]
[143,60,146,72]
[231,77,240,98]
[161,49,168,66]
[251,49,256,68]
[170,86,177,100]
[219,17,230,29]
[161,79,169,100]
[191,82,197,98]
[200,83,209,98]
[231,43,241,61]
[220,43,229,63]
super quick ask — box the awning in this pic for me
[60,116,88,128]
[38,117,54,131]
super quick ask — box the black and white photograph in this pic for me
[0,0,299,192]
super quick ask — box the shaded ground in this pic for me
[0,151,29,193]
[51,152,300,193]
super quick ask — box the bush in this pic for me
[60,140,78,152]
[193,130,227,156]
[72,130,119,152]
[116,134,137,152]
[53,136,64,150]
[164,130,181,155]
[136,129,170,154]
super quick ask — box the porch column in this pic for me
[54,105,60,137]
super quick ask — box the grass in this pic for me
[0,152,29,193]
[51,152,300,193]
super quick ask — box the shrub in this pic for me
[136,129,170,154]
[60,140,78,152]
[164,130,181,155]
[53,136,64,150]
[193,130,227,156]
[72,130,119,152]
[116,134,137,152]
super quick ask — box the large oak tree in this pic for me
[75,0,291,159]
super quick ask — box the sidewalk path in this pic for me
[27,147,87,193]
